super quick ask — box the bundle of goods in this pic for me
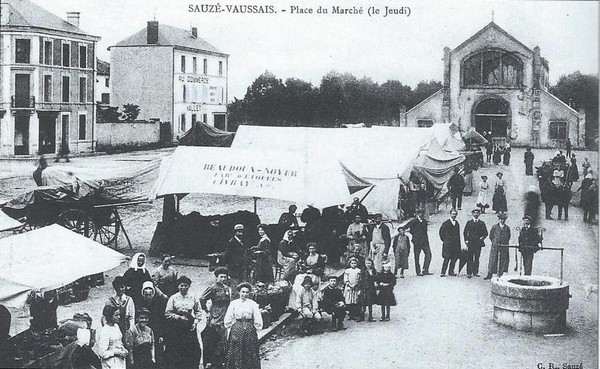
[252,281,292,323]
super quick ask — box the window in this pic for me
[101,93,109,104]
[181,55,186,73]
[203,59,207,75]
[219,61,223,76]
[62,43,70,67]
[43,75,52,102]
[78,115,86,140]
[462,50,522,87]
[105,77,109,88]
[417,119,434,128]
[79,45,87,68]
[180,114,186,132]
[183,85,187,102]
[192,114,197,125]
[15,39,30,63]
[62,76,70,102]
[79,77,86,103]
[193,57,197,74]
[549,121,568,140]
[44,41,52,65]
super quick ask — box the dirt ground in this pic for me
[0,147,598,368]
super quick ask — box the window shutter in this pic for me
[39,37,44,65]
[53,39,61,65]
[71,41,79,68]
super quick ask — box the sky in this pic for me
[34,0,599,101]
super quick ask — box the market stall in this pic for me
[0,225,127,367]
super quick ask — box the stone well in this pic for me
[491,275,570,334]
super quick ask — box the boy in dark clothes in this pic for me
[319,275,346,331]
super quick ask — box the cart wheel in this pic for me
[58,209,97,239]
[94,209,119,246]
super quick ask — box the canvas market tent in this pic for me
[0,224,127,307]
[150,146,371,209]
[179,122,235,147]
[232,124,465,219]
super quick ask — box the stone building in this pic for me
[0,0,100,156]
[109,21,229,142]
[95,58,110,105]
[403,22,585,148]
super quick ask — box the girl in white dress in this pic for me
[477,175,490,213]
[98,305,128,369]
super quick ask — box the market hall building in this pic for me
[402,22,586,149]
[109,21,229,142]
[0,0,99,157]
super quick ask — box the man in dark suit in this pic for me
[518,216,542,275]
[223,224,249,291]
[405,208,432,276]
[439,209,461,277]
[447,168,466,210]
[462,209,488,277]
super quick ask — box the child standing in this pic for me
[389,227,410,278]
[376,263,396,321]
[361,259,378,322]
[319,275,346,331]
[343,257,362,321]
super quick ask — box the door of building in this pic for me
[39,113,57,154]
[14,114,30,155]
[473,98,509,138]
[214,113,226,131]
[61,115,70,154]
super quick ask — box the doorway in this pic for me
[14,114,30,155]
[39,113,57,154]
[61,114,70,154]
[214,113,226,131]
[473,98,510,138]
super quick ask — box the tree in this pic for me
[409,80,443,109]
[244,71,287,126]
[549,72,599,147]
[96,103,121,122]
[121,103,141,122]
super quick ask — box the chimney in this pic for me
[1,2,11,25]
[66,12,80,28]
[191,27,197,38]
[147,21,159,44]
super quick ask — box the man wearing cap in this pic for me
[485,213,511,279]
[439,209,461,277]
[518,216,542,275]
[223,224,249,290]
[370,214,390,271]
[463,209,488,277]
[447,168,466,210]
[405,209,433,276]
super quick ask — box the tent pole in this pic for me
[253,197,258,214]
[359,186,375,204]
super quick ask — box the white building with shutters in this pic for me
[0,0,99,156]
[110,21,229,142]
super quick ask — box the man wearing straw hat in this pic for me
[484,212,511,279]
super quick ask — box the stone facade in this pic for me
[403,22,585,148]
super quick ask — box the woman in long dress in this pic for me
[251,224,274,283]
[224,283,263,369]
[164,276,202,369]
[477,175,490,213]
[98,305,128,369]
[492,172,508,213]
[463,167,474,196]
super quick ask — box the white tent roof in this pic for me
[150,146,367,209]
[232,125,464,219]
[0,211,22,232]
[0,225,127,307]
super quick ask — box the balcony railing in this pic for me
[11,96,35,109]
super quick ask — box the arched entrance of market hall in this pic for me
[473,97,510,138]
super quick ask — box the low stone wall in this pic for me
[96,121,160,148]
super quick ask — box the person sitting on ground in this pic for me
[296,276,321,334]
[319,276,346,331]
[278,205,299,229]
[70,328,101,369]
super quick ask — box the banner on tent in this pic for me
[204,163,298,189]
